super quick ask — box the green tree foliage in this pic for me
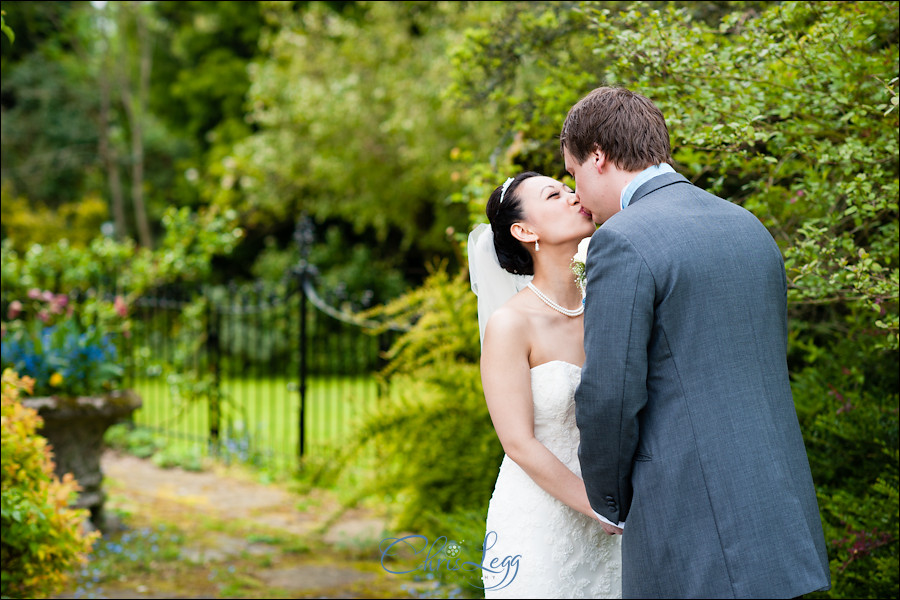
[1,370,99,599]
[447,1,607,180]
[2,1,495,297]
[585,1,897,347]
[0,4,101,209]
[0,1,194,245]
[227,1,496,266]
[147,0,269,233]
[150,0,265,151]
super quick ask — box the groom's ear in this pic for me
[592,149,608,174]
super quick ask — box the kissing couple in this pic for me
[468,86,832,599]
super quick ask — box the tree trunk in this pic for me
[98,56,127,240]
[120,1,153,248]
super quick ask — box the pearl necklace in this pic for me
[527,282,584,317]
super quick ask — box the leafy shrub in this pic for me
[150,445,205,472]
[103,424,207,472]
[363,263,482,376]
[344,362,502,533]
[321,266,502,538]
[791,335,899,599]
[1,369,99,599]
[103,423,162,459]
[0,186,109,253]
[0,205,243,299]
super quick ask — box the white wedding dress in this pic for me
[481,360,622,599]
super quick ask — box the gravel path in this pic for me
[54,450,415,599]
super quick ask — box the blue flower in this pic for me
[2,316,125,397]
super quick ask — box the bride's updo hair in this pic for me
[486,171,540,276]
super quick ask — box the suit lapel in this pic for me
[628,172,692,207]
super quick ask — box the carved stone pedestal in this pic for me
[22,390,142,531]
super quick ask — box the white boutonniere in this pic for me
[571,237,591,296]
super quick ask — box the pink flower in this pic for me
[41,290,55,302]
[7,300,23,320]
[27,288,42,300]
[114,295,128,318]
[37,310,50,324]
[48,294,69,315]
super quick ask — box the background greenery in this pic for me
[1,1,897,598]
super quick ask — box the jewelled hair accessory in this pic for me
[499,177,514,204]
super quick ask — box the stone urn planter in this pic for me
[22,389,142,531]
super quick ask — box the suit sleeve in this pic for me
[575,226,654,523]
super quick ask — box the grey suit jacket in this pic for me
[575,173,831,598]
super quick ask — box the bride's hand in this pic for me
[598,521,623,535]
[585,503,623,534]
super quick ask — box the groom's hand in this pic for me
[599,521,623,535]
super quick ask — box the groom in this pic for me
[566,87,831,598]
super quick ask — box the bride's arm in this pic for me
[481,308,599,522]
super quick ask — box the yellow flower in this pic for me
[49,372,64,387]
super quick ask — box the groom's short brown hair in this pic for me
[560,86,673,172]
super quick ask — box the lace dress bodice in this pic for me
[482,361,622,599]
[531,361,583,471]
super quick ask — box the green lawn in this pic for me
[129,374,385,474]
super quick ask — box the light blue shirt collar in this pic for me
[620,163,676,210]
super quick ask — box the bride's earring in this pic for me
[535,240,540,252]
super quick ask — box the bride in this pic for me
[468,172,622,599]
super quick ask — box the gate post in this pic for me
[297,266,308,459]
[206,289,221,452]
[293,216,315,461]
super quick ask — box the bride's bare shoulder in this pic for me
[484,293,532,345]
